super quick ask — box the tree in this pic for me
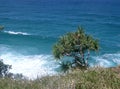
[0,60,11,77]
[53,27,99,72]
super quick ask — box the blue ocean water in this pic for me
[0,0,120,79]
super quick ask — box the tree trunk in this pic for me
[86,50,90,66]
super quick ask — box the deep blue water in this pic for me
[0,0,120,78]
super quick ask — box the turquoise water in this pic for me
[0,0,120,79]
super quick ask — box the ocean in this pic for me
[0,0,120,79]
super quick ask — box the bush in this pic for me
[0,60,11,77]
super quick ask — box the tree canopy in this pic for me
[53,27,99,72]
[0,60,11,77]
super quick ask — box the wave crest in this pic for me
[0,53,58,79]
[91,53,120,67]
[4,31,30,35]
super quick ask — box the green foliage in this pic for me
[59,61,72,73]
[0,60,11,77]
[0,67,120,89]
[53,27,99,72]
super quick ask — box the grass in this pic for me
[0,67,120,89]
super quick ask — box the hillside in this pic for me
[0,66,120,89]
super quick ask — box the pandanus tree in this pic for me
[53,27,99,72]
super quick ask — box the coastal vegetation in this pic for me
[0,67,120,89]
[0,60,11,77]
[53,27,99,72]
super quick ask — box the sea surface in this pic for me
[0,0,120,79]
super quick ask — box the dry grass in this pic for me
[0,67,120,89]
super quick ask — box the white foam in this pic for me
[91,53,120,67]
[4,31,30,35]
[0,53,58,79]
[1,46,120,79]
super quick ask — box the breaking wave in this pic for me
[0,45,120,79]
[91,53,120,67]
[4,31,30,35]
[0,53,58,79]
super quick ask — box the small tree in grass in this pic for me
[53,27,99,72]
